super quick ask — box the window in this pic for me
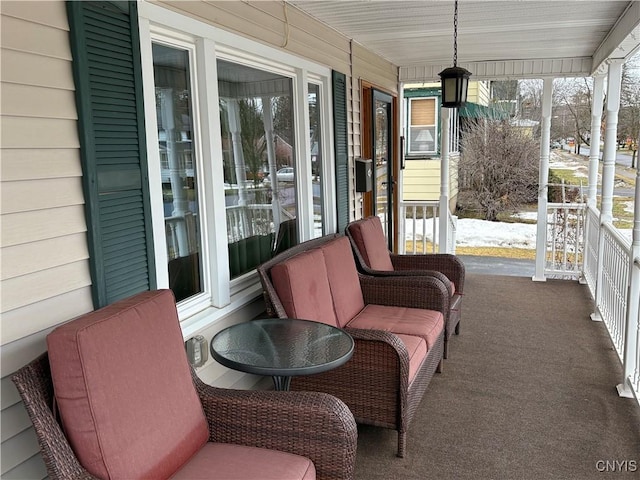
[152,43,203,302]
[140,9,334,322]
[217,60,298,278]
[408,97,437,155]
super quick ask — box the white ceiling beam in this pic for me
[399,58,593,83]
[592,1,640,72]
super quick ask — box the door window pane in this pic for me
[308,83,324,238]
[152,43,202,302]
[218,60,298,278]
[374,95,392,243]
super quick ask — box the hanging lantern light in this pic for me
[439,0,471,108]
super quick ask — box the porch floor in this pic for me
[354,273,640,479]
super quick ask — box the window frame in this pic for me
[307,75,336,238]
[138,3,335,333]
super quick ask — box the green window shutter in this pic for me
[332,70,349,233]
[67,1,156,308]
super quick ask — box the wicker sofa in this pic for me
[346,216,465,358]
[11,289,357,480]
[257,234,449,457]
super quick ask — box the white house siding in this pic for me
[467,80,491,106]
[0,1,401,474]
[0,1,94,477]
[402,157,459,210]
[403,159,441,201]
[350,42,398,220]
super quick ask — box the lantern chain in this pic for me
[453,0,458,67]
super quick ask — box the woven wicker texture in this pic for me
[346,217,466,357]
[12,352,358,480]
[257,234,446,457]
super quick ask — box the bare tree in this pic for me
[621,55,640,168]
[459,119,539,221]
[518,79,543,124]
[238,98,267,185]
[553,77,593,153]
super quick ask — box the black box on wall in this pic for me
[355,158,373,192]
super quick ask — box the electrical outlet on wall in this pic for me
[185,335,208,367]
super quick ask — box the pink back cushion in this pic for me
[47,290,209,479]
[348,217,394,271]
[320,237,365,327]
[271,249,339,327]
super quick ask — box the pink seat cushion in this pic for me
[393,334,428,384]
[348,216,394,271]
[346,304,444,349]
[271,249,339,327]
[171,443,315,480]
[47,290,209,479]
[320,237,365,327]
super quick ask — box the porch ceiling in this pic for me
[288,0,640,81]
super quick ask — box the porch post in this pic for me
[439,106,451,253]
[599,59,623,223]
[228,98,249,207]
[587,73,605,207]
[617,165,640,398]
[533,78,554,282]
[160,88,189,257]
[592,60,624,321]
[261,96,282,233]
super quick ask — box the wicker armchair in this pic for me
[11,290,357,480]
[257,234,448,457]
[346,216,465,357]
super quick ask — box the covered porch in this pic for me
[291,0,640,406]
[355,273,640,477]
[3,1,640,478]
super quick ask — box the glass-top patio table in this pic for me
[210,318,354,391]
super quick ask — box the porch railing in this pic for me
[544,202,587,279]
[226,204,274,243]
[589,217,639,404]
[597,223,632,359]
[165,212,198,260]
[621,256,640,402]
[398,201,456,254]
[166,204,279,260]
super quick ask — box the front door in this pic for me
[372,90,393,250]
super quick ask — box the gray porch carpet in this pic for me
[354,274,640,480]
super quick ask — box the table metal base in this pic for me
[272,375,291,391]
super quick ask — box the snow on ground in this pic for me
[456,218,537,248]
[549,150,589,178]
[405,215,632,248]
[405,217,537,249]
[623,201,635,214]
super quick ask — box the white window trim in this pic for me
[308,74,336,236]
[138,1,335,331]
